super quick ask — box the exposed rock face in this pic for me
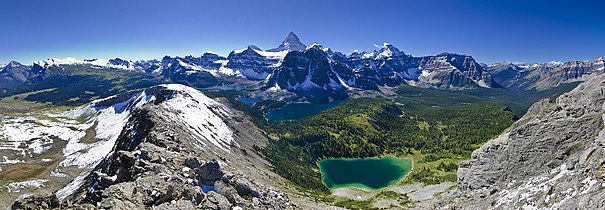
[437,74,605,209]
[263,45,348,102]
[0,61,33,88]
[185,53,227,70]
[0,61,65,88]
[158,56,221,87]
[346,43,418,88]
[225,46,283,80]
[485,62,527,88]
[416,53,499,89]
[12,84,297,209]
[343,45,498,89]
[263,44,499,102]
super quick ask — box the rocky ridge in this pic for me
[10,84,309,209]
[435,74,605,209]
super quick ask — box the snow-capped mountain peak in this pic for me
[232,45,262,54]
[306,42,324,50]
[269,32,306,52]
[0,61,25,73]
[377,42,403,58]
[7,61,23,67]
[107,58,136,70]
[545,61,563,67]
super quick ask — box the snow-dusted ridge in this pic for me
[232,46,289,60]
[58,84,235,168]
[158,84,234,151]
[33,57,139,71]
[51,84,235,200]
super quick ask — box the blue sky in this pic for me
[1,0,604,64]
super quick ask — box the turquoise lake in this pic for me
[264,100,343,121]
[318,157,413,190]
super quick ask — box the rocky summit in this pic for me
[10,84,306,209]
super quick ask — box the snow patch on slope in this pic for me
[494,163,597,209]
[56,173,87,201]
[0,117,85,157]
[420,69,432,78]
[6,179,49,193]
[1,156,23,164]
[60,91,156,168]
[159,84,234,151]
[254,49,288,60]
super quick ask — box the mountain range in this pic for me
[4,32,601,102]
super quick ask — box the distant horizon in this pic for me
[3,33,604,66]
[1,0,604,65]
